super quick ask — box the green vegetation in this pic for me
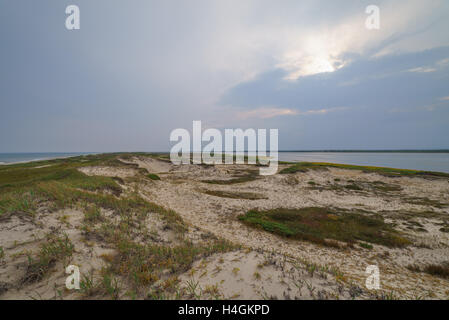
[369,181,402,192]
[239,207,410,248]
[424,263,449,279]
[101,272,121,299]
[0,153,242,298]
[306,180,401,194]
[407,262,449,279]
[202,190,267,200]
[84,205,104,224]
[0,154,179,225]
[106,238,236,291]
[0,155,125,216]
[23,234,74,284]
[280,162,449,178]
[202,176,255,185]
[147,173,161,181]
[202,170,259,185]
[344,183,363,191]
[405,197,447,209]
[359,242,373,250]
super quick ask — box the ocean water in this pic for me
[1,152,448,173]
[0,153,93,165]
[279,152,449,173]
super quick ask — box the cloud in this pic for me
[234,106,349,121]
[1,1,449,151]
[408,67,437,73]
[236,107,298,120]
[299,107,349,115]
[221,46,449,113]
[272,0,449,80]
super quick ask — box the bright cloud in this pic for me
[236,108,298,120]
[235,106,348,120]
[408,67,437,73]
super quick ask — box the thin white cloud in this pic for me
[236,107,298,120]
[408,67,437,73]
[236,106,348,120]
[298,107,349,115]
[437,58,449,66]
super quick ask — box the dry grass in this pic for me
[22,233,74,285]
[407,262,449,279]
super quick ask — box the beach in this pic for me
[0,153,448,299]
[0,153,95,166]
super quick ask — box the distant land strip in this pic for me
[277,150,449,153]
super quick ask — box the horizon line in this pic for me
[1,149,449,154]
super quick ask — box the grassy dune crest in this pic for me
[280,162,449,178]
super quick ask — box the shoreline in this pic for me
[0,153,98,166]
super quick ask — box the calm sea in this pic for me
[279,152,449,173]
[0,153,93,165]
[1,152,448,173]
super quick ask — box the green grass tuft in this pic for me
[23,234,74,284]
[147,173,161,181]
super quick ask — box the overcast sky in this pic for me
[1,0,449,152]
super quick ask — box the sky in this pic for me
[1,0,449,152]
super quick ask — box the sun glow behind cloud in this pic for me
[277,34,346,79]
[270,0,447,81]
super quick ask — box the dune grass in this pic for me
[202,176,257,185]
[106,238,236,290]
[0,153,243,299]
[0,154,184,234]
[407,262,449,279]
[202,169,259,185]
[280,162,449,178]
[239,207,410,248]
[23,233,74,284]
[147,173,161,181]
[202,190,267,200]
[0,155,123,215]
